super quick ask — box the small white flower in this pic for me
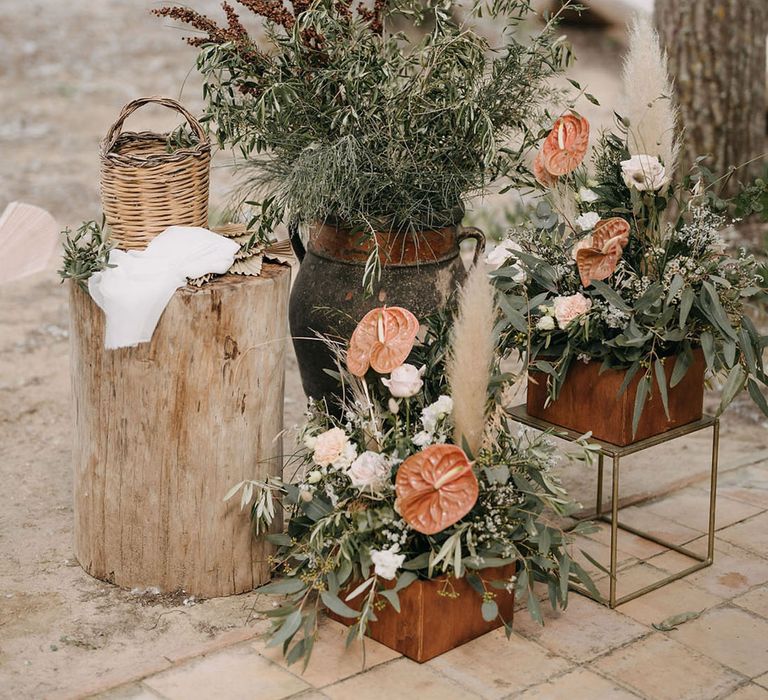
[306,470,322,484]
[412,430,432,447]
[370,546,406,580]
[620,154,669,191]
[575,212,600,232]
[388,398,400,414]
[536,315,555,331]
[484,239,522,270]
[299,487,314,503]
[347,451,390,491]
[381,363,424,398]
[578,187,599,203]
[335,442,358,470]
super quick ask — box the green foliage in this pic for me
[58,219,114,288]
[229,305,595,666]
[492,117,768,432]
[161,0,574,233]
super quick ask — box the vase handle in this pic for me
[288,219,306,263]
[457,226,486,267]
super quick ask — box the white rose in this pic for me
[536,315,555,331]
[553,293,592,328]
[381,364,424,398]
[620,154,669,192]
[578,187,599,203]
[370,546,406,580]
[347,451,390,491]
[484,239,522,270]
[306,470,322,484]
[313,427,354,468]
[575,212,600,232]
[421,395,454,433]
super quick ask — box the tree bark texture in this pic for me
[69,266,290,598]
[655,0,767,190]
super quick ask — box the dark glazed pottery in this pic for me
[288,221,484,405]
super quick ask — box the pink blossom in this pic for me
[553,293,592,329]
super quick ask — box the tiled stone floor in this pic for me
[90,459,768,700]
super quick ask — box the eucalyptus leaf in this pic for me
[747,379,768,416]
[665,274,684,307]
[679,287,695,328]
[617,362,640,398]
[590,280,631,312]
[394,571,418,592]
[670,347,692,388]
[345,577,374,601]
[320,591,359,619]
[632,374,651,438]
[266,533,292,546]
[481,599,499,622]
[652,610,701,631]
[266,610,303,648]
[380,589,401,613]
[654,359,670,420]
[701,331,716,369]
[718,364,747,414]
[258,578,307,595]
[402,553,431,570]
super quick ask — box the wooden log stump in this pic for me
[69,265,290,598]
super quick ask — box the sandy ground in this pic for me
[0,3,766,699]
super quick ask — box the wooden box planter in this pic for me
[326,565,516,662]
[526,350,705,446]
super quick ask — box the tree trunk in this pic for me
[655,0,767,191]
[70,267,290,598]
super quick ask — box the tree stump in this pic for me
[69,265,290,598]
[655,0,767,191]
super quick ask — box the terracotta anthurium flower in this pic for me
[534,113,590,185]
[533,150,558,187]
[575,217,631,287]
[395,444,479,535]
[347,306,420,377]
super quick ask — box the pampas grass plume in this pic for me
[622,16,680,175]
[448,263,497,456]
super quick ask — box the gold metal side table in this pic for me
[508,405,720,609]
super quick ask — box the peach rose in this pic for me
[553,293,592,329]
[312,427,350,467]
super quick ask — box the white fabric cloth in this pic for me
[88,226,239,350]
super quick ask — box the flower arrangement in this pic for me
[154,1,573,252]
[229,265,596,666]
[490,18,768,434]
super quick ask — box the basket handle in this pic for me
[103,96,209,153]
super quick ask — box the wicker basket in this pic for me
[100,96,211,250]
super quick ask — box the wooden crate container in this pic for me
[327,565,516,662]
[526,350,705,446]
